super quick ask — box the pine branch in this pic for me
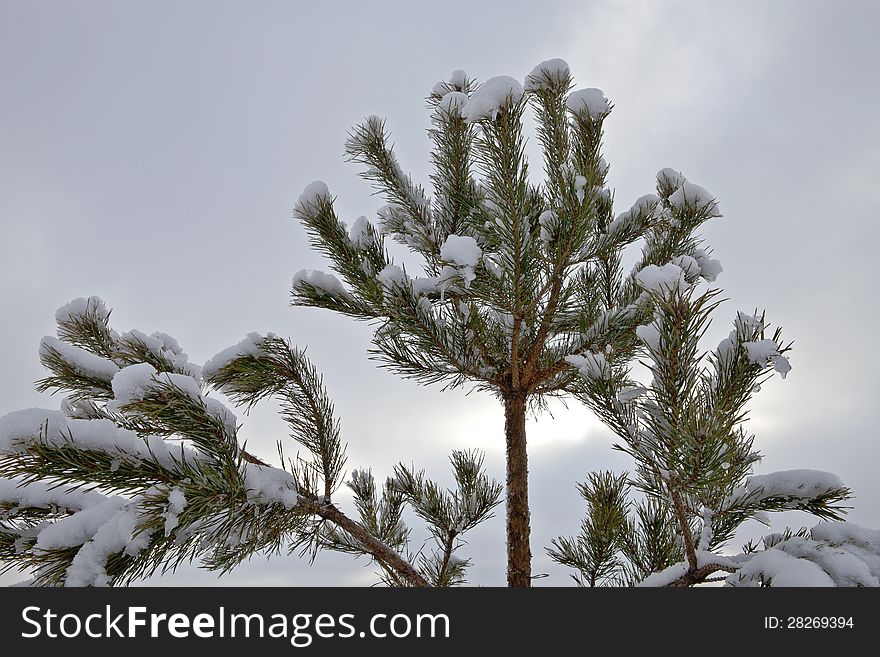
[344,116,438,265]
[302,495,428,588]
[204,335,346,499]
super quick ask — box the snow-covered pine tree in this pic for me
[0,298,502,586]
[291,58,724,586]
[4,58,872,590]
[549,271,880,586]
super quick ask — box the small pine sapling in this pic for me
[550,270,877,586]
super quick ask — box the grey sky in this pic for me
[1,0,878,586]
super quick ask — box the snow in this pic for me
[437,266,464,295]
[692,247,723,282]
[629,193,660,217]
[55,296,110,324]
[242,463,298,508]
[411,276,440,296]
[717,311,785,374]
[111,365,237,436]
[460,76,524,122]
[168,487,186,511]
[118,329,200,379]
[743,339,780,364]
[39,336,119,381]
[574,175,587,203]
[2,406,210,478]
[449,69,467,89]
[0,478,107,511]
[538,210,557,243]
[294,180,330,214]
[726,470,844,509]
[566,88,609,119]
[490,310,515,335]
[35,497,127,551]
[698,508,714,551]
[202,332,270,380]
[348,216,373,248]
[59,397,94,420]
[607,194,659,238]
[636,551,735,586]
[811,523,880,582]
[149,332,200,377]
[656,168,686,191]
[812,521,880,552]
[635,520,880,587]
[110,363,159,407]
[440,234,482,268]
[634,263,690,295]
[150,331,183,356]
[743,339,792,378]
[733,311,764,337]
[776,536,879,587]
[671,254,701,281]
[697,552,737,570]
[728,548,835,587]
[128,369,238,433]
[164,487,187,537]
[524,58,570,92]
[79,419,192,465]
[636,561,688,587]
[565,352,609,379]
[292,269,350,297]
[437,235,483,288]
[378,264,408,290]
[668,181,721,217]
[204,397,238,436]
[434,70,468,95]
[117,370,225,425]
[714,334,737,364]
[0,408,72,455]
[440,234,482,287]
[435,91,469,117]
[119,329,157,352]
[64,502,150,587]
[748,469,845,500]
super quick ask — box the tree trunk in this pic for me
[504,394,531,587]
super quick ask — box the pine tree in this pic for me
[548,273,877,586]
[0,298,501,586]
[291,59,725,585]
[2,57,877,588]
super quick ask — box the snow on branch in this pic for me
[39,336,120,383]
[722,470,848,513]
[460,76,524,122]
[566,88,610,120]
[0,477,108,513]
[524,58,571,93]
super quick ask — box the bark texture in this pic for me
[504,394,531,587]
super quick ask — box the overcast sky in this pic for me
[1,0,878,586]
